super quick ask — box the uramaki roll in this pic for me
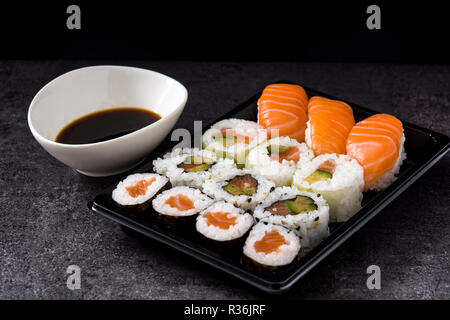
[253,186,329,249]
[292,153,364,222]
[202,118,267,166]
[246,136,314,187]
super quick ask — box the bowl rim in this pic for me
[27,65,188,148]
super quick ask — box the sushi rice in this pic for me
[253,187,329,249]
[196,201,254,242]
[202,118,267,166]
[208,158,240,181]
[292,153,364,222]
[243,222,301,268]
[153,147,218,190]
[246,136,314,186]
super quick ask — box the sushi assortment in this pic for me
[110,82,407,270]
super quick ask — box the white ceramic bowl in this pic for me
[28,65,188,177]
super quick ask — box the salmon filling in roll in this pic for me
[205,211,238,229]
[253,229,287,254]
[165,194,195,211]
[126,178,156,198]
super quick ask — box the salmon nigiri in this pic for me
[346,113,406,191]
[258,83,308,142]
[305,96,355,155]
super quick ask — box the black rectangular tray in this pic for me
[88,83,450,294]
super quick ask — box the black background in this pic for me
[1,1,448,63]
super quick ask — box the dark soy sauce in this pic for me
[55,107,161,144]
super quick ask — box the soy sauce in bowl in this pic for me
[55,107,161,144]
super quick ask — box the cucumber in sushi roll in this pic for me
[243,222,301,269]
[253,187,329,249]
[196,201,254,249]
[153,148,219,190]
[202,168,275,211]
[292,153,364,222]
[202,119,267,166]
[112,173,170,212]
[246,136,314,187]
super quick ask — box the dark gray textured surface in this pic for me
[0,61,449,299]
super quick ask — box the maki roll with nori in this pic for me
[253,187,329,249]
[152,186,214,229]
[243,222,301,269]
[112,173,170,211]
[292,153,364,222]
[196,201,254,248]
